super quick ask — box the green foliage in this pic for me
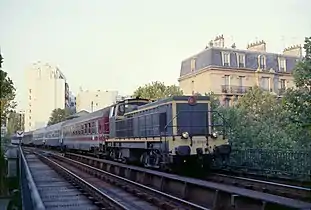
[47,108,73,126]
[0,53,16,124]
[283,37,311,131]
[0,51,3,68]
[204,92,220,109]
[0,149,5,195]
[133,81,183,100]
[216,86,310,149]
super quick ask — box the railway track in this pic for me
[25,147,311,209]
[21,149,100,210]
[59,151,311,209]
[31,149,209,210]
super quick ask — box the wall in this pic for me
[76,90,118,113]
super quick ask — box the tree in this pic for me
[0,52,16,126]
[6,111,24,135]
[47,108,73,126]
[283,37,311,130]
[222,86,304,149]
[0,51,3,68]
[133,81,183,100]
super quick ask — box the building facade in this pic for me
[24,62,70,131]
[178,35,302,106]
[68,91,77,113]
[76,89,118,113]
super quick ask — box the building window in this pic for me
[29,122,31,127]
[190,58,196,72]
[238,76,246,93]
[96,94,98,97]
[96,103,98,106]
[237,53,245,68]
[224,75,230,86]
[260,77,270,91]
[29,95,31,100]
[222,52,230,66]
[29,116,31,120]
[278,57,286,72]
[29,109,31,113]
[279,79,286,95]
[258,55,266,69]
[29,89,32,94]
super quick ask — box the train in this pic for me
[20,96,231,172]
[10,131,33,145]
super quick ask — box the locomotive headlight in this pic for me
[181,132,189,139]
[212,132,218,138]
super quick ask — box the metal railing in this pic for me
[19,147,45,210]
[228,148,311,181]
[221,85,252,94]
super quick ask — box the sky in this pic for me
[1,0,310,110]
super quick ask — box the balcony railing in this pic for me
[221,85,252,94]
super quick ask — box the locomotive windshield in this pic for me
[117,101,148,116]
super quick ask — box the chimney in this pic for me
[247,40,266,52]
[214,35,224,48]
[283,44,302,57]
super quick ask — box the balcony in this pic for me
[221,85,252,94]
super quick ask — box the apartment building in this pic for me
[76,89,118,113]
[178,35,302,106]
[24,62,70,131]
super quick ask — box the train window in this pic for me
[159,112,167,132]
[109,106,115,118]
[117,104,125,116]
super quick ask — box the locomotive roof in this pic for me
[135,95,210,110]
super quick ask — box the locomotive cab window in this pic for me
[117,104,125,116]
[109,106,115,118]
